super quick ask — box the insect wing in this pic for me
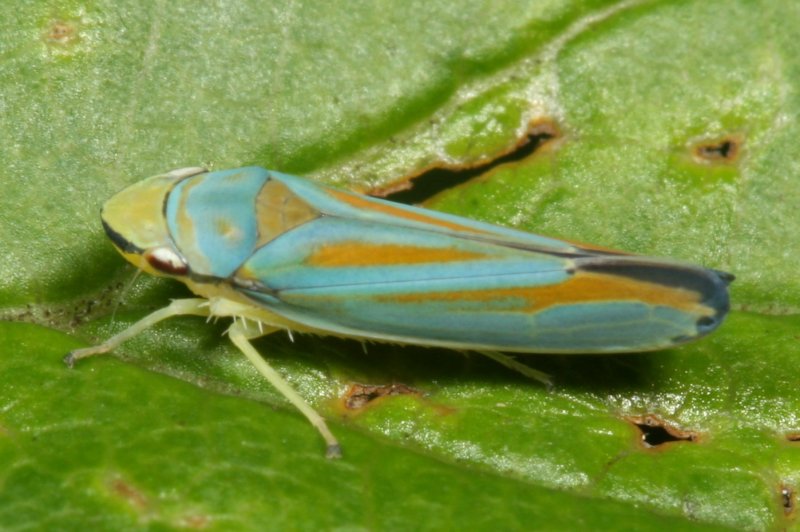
[229,170,730,353]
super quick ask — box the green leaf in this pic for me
[2,1,798,529]
[2,321,732,530]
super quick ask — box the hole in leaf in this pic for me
[691,135,742,164]
[629,415,698,447]
[343,382,421,410]
[378,120,560,204]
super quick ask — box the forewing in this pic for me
[232,177,729,353]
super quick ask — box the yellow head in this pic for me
[101,167,207,277]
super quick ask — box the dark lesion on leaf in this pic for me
[628,415,699,448]
[375,119,561,204]
[691,134,742,164]
[342,382,421,410]
[781,484,795,516]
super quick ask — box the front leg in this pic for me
[64,298,211,367]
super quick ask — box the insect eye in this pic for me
[144,246,189,275]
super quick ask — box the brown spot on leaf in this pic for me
[343,383,421,410]
[692,135,742,164]
[108,476,150,512]
[628,415,699,448]
[45,20,79,45]
[374,119,561,203]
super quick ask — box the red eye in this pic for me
[144,246,188,275]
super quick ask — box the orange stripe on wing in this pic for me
[384,271,711,315]
[329,190,490,234]
[308,241,488,267]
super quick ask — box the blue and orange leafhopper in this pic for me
[66,166,732,457]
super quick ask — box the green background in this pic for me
[2,1,799,529]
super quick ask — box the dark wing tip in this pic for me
[578,258,732,337]
[712,269,735,286]
[696,269,731,335]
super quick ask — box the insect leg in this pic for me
[64,298,211,367]
[476,350,553,389]
[227,320,342,459]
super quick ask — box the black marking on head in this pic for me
[102,218,142,255]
